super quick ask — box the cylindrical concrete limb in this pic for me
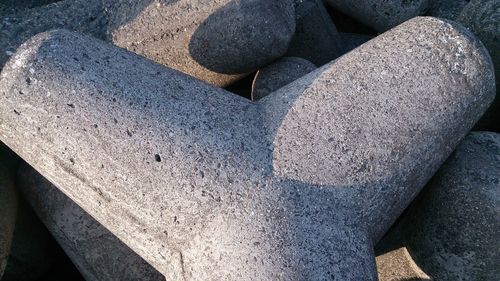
[402,132,500,280]
[251,57,316,100]
[0,144,18,279]
[325,0,429,31]
[0,0,295,86]
[17,163,165,281]
[285,0,343,65]
[0,17,495,280]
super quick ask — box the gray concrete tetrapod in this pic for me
[286,0,343,66]
[325,0,429,31]
[251,57,316,101]
[0,17,495,280]
[0,0,295,87]
[402,132,500,280]
[17,163,166,281]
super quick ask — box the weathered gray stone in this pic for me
[0,144,18,279]
[0,0,295,86]
[325,0,429,31]
[402,132,500,281]
[285,0,343,66]
[0,17,495,280]
[1,196,56,281]
[339,32,373,54]
[425,0,469,20]
[458,0,500,132]
[17,163,165,281]
[251,57,316,100]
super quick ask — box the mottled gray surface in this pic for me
[339,32,373,54]
[458,0,499,132]
[0,144,18,279]
[425,0,469,20]
[403,132,500,281]
[0,0,295,86]
[17,163,165,281]
[251,57,316,101]
[285,0,342,66]
[0,17,495,280]
[325,0,429,31]
[2,197,56,281]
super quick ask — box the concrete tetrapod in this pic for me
[0,17,495,280]
[402,132,500,280]
[325,0,429,31]
[16,163,165,281]
[0,0,295,86]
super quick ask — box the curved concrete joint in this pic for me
[0,17,495,280]
[325,0,429,32]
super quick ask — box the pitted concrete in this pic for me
[402,132,500,280]
[17,163,166,281]
[0,17,495,280]
[325,0,429,31]
[0,0,295,86]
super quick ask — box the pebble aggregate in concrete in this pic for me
[0,17,495,280]
[403,132,500,281]
[0,0,296,86]
[325,0,429,31]
[251,57,316,101]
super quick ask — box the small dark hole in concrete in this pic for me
[155,154,162,162]
[67,103,75,108]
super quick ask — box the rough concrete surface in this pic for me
[0,0,296,86]
[403,132,500,281]
[325,0,429,31]
[0,17,495,280]
[286,0,343,66]
[251,57,316,101]
[17,163,166,281]
[458,0,500,132]
[339,32,373,54]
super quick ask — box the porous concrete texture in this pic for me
[285,0,343,66]
[251,57,316,101]
[325,0,429,31]
[0,0,296,86]
[339,32,373,54]
[17,163,165,281]
[1,196,56,281]
[425,0,469,20]
[0,17,495,280]
[0,144,18,279]
[458,0,500,132]
[402,132,500,281]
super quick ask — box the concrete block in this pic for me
[325,0,429,31]
[17,163,165,281]
[458,0,500,132]
[285,0,343,66]
[0,0,296,86]
[339,32,373,54]
[402,132,500,280]
[251,57,316,101]
[0,17,495,280]
[425,0,469,20]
